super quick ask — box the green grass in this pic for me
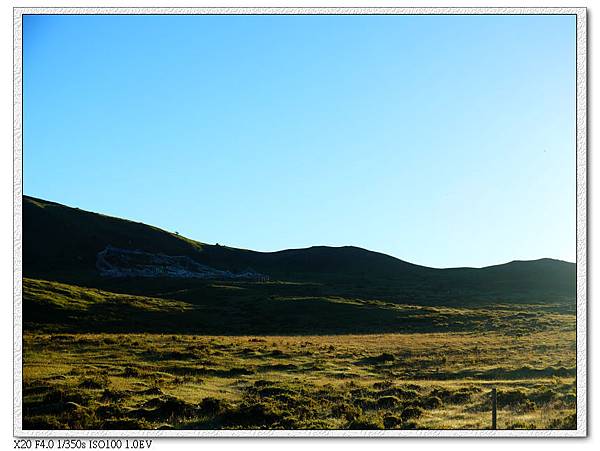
[24,278,575,335]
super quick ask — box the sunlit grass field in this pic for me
[23,327,576,430]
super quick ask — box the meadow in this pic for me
[23,314,576,430]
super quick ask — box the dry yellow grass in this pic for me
[23,327,576,430]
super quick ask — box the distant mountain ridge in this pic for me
[23,195,576,301]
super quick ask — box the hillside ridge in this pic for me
[23,194,572,270]
[23,194,576,300]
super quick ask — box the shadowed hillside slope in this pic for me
[24,196,422,279]
[23,195,576,304]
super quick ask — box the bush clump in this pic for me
[331,403,362,421]
[78,376,106,389]
[347,416,384,430]
[400,406,423,421]
[199,397,227,415]
[377,395,402,409]
[383,414,402,428]
[421,396,443,409]
[122,366,140,377]
[497,389,529,409]
[373,380,393,390]
[548,413,576,430]
[353,397,378,410]
[221,401,291,428]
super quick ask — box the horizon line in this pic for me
[22,192,576,270]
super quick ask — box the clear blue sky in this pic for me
[23,14,576,268]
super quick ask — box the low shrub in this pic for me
[347,416,384,429]
[377,396,402,409]
[401,406,423,421]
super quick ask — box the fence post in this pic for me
[491,387,497,430]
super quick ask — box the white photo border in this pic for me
[13,6,588,438]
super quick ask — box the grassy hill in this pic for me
[24,196,426,280]
[23,195,576,303]
[23,276,574,335]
